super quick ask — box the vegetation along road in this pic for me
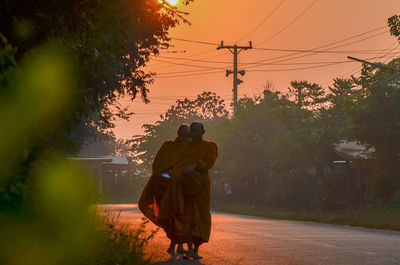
[102,204,400,265]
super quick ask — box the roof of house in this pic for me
[101,156,129,165]
[334,141,374,159]
[70,156,129,165]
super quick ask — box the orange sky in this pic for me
[114,0,400,139]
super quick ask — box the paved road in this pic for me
[100,204,400,265]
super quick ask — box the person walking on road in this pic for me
[138,124,190,256]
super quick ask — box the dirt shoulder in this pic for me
[213,204,400,231]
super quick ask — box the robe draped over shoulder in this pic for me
[138,139,184,226]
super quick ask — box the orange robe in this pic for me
[159,139,218,244]
[138,139,185,226]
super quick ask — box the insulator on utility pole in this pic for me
[217,41,252,111]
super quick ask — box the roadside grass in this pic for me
[213,203,400,231]
[82,211,159,265]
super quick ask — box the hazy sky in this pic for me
[113,0,400,139]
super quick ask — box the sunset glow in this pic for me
[116,0,400,138]
[165,0,178,6]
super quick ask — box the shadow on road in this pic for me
[152,257,209,265]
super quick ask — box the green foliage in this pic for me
[345,58,400,201]
[0,0,191,143]
[133,44,400,211]
[388,14,400,41]
[0,41,155,265]
[0,2,190,265]
[289,80,326,108]
[130,91,229,172]
[0,0,194,210]
[0,158,98,265]
[0,33,17,91]
[212,90,326,209]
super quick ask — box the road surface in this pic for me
[99,204,400,265]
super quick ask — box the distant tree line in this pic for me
[131,15,400,212]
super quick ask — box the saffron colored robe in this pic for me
[159,139,218,244]
[138,139,186,226]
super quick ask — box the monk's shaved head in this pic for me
[177,124,190,141]
[190,122,205,140]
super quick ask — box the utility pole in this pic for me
[347,56,385,69]
[217,41,252,110]
[347,56,400,77]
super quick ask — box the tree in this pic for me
[327,78,357,108]
[210,89,326,208]
[289,80,326,109]
[0,0,195,211]
[130,92,229,172]
[0,0,192,144]
[388,14,400,42]
[345,58,400,201]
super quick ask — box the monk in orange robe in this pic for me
[159,122,218,260]
[138,124,190,256]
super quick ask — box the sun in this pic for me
[165,0,178,6]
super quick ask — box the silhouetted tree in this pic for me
[130,92,229,172]
[0,0,192,144]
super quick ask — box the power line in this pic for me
[155,52,400,74]
[154,55,400,79]
[383,45,400,63]
[171,38,218,46]
[321,41,400,88]
[149,95,232,100]
[246,61,352,72]
[157,68,223,76]
[156,70,223,78]
[247,26,387,65]
[157,48,400,66]
[155,60,347,76]
[244,29,389,69]
[151,58,228,70]
[150,26,392,79]
[152,25,387,72]
[150,42,225,70]
[157,55,231,64]
[154,25,388,71]
[257,0,318,46]
[251,47,398,54]
[156,54,399,77]
[235,0,287,43]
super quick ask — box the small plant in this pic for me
[82,211,159,265]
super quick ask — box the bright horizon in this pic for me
[113,0,400,139]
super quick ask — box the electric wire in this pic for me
[322,41,400,88]
[157,49,400,65]
[153,25,388,72]
[257,0,318,46]
[156,70,223,78]
[152,0,304,71]
[151,58,228,70]
[244,29,389,69]
[152,25,387,72]
[247,26,388,65]
[171,38,217,46]
[155,55,397,77]
[235,0,287,43]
